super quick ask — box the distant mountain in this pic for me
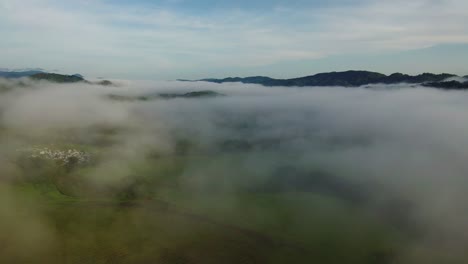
[0,70,87,83]
[0,70,44,78]
[0,70,115,85]
[30,73,85,83]
[197,70,457,87]
[27,73,114,86]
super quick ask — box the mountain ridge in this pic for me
[2,69,466,88]
[196,70,460,87]
[0,70,114,85]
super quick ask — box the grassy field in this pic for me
[1,183,309,264]
[1,140,406,263]
[0,178,406,264]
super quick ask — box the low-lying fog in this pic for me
[2,78,468,263]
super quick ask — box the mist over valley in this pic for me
[1,75,468,263]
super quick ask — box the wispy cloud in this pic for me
[0,0,467,79]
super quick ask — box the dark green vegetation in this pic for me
[0,70,44,78]
[423,80,468,89]
[30,73,86,83]
[0,70,115,86]
[28,73,114,85]
[199,70,457,87]
[97,80,113,86]
[159,90,224,99]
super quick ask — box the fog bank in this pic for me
[2,78,468,263]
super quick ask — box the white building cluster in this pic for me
[25,146,91,166]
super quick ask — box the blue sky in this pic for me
[0,0,467,79]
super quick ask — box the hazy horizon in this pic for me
[1,0,468,80]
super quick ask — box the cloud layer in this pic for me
[2,79,468,261]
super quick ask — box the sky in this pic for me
[0,0,467,80]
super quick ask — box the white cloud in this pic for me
[0,0,467,78]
